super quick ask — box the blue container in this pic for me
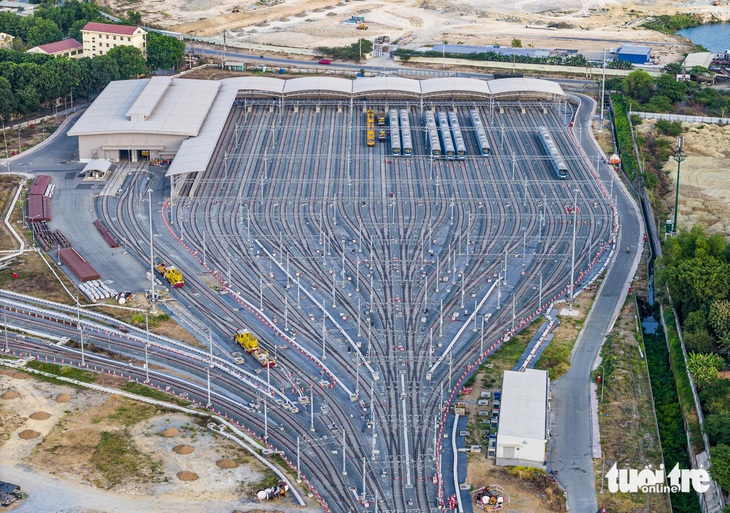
[279,68,285,74]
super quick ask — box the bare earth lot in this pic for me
[98,0,718,63]
[0,369,309,513]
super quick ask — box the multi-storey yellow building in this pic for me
[81,22,147,58]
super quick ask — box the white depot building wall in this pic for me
[495,369,549,468]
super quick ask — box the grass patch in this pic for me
[594,296,670,513]
[90,430,163,488]
[122,381,190,407]
[108,400,159,427]
[26,360,97,383]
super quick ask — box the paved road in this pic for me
[547,94,644,513]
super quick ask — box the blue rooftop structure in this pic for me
[617,46,652,64]
[430,44,550,59]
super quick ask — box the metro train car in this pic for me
[469,109,491,156]
[437,112,455,159]
[399,109,413,156]
[448,111,467,159]
[424,110,441,158]
[537,126,568,179]
[389,109,401,156]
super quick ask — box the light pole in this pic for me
[569,188,579,311]
[599,48,606,133]
[672,137,685,234]
[148,188,156,314]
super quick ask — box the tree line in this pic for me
[0,0,185,122]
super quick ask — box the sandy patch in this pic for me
[18,429,41,439]
[95,0,698,64]
[56,393,72,403]
[177,470,199,481]
[29,411,51,420]
[656,122,730,236]
[216,459,239,469]
[1,390,20,399]
[13,372,30,379]
[173,444,195,455]
[162,427,181,437]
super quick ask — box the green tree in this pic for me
[623,69,654,103]
[26,18,63,47]
[685,329,717,354]
[0,76,14,121]
[511,38,522,48]
[147,32,185,71]
[709,299,730,338]
[107,45,147,79]
[687,352,724,388]
[710,444,730,491]
[705,414,730,445]
[663,62,683,76]
[127,10,142,25]
[655,73,688,103]
[15,85,40,115]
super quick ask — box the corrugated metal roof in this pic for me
[488,77,563,96]
[82,159,112,174]
[419,77,490,95]
[683,52,713,69]
[351,76,422,94]
[68,78,220,138]
[31,38,82,54]
[166,86,238,176]
[284,77,353,94]
[497,369,548,440]
[126,77,173,120]
[618,45,651,56]
[81,22,143,36]
[432,44,550,59]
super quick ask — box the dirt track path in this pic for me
[0,459,235,513]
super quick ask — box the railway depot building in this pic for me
[69,75,565,185]
[495,369,550,468]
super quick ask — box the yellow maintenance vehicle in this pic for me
[235,329,275,367]
[356,23,368,30]
[366,109,376,147]
[232,5,241,13]
[155,262,184,288]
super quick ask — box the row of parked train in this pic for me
[364,108,568,179]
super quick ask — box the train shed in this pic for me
[495,369,549,468]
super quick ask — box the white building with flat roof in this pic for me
[495,369,549,468]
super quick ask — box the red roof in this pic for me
[81,22,141,36]
[36,39,82,54]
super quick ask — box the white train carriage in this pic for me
[437,112,455,159]
[469,109,491,156]
[537,126,568,179]
[399,109,413,156]
[424,110,442,158]
[448,111,467,160]
[389,109,401,156]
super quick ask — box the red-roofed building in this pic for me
[27,38,83,59]
[81,22,146,58]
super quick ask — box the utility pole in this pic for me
[672,137,685,234]
[148,188,156,314]
[600,48,606,133]
[144,310,150,383]
[569,188,579,311]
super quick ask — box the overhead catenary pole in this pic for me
[600,48,607,132]
[148,188,156,314]
[672,137,685,233]
[569,188,579,311]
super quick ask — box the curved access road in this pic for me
[547,94,644,513]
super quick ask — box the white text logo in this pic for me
[605,463,711,493]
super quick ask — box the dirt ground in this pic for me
[650,121,730,237]
[0,369,306,513]
[98,0,707,64]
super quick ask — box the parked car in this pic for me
[232,351,245,364]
